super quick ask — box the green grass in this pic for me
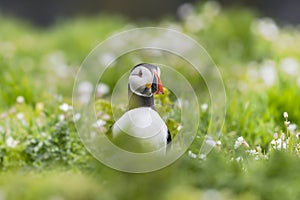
[1,1,300,199]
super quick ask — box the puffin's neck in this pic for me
[128,89,156,111]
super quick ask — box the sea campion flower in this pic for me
[16,96,25,104]
[77,81,93,104]
[59,103,72,112]
[253,18,279,41]
[288,124,297,132]
[204,135,221,149]
[198,154,207,160]
[246,149,258,156]
[74,113,81,122]
[273,132,278,140]
[16,112,27,126]
[271,132,287,150]
[236,156,243,162]
[188,150,197,159]
[6,136,18,148]
[283,112,288,119]
[96,83,110,97]
[201,103,208,112]
[271,137,287,150]
[259,60,276,87]
[205,136,217,147]
[92,119,106,129]
[59,114,65,122]
[234,136,249,149]
[280,133,285,141]
[280,57,299,76]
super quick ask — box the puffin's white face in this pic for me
[129,66,154,97]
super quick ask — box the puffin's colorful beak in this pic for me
[154,72,164,95]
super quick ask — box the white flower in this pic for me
[59,114,65,122]
[283,112,288,118]
[185,15,204,32]
[16,96,25,104]
[280,57,299,75]
[41,132,47,137]
[273,132,278,140]
[288,124,297,132]
[234,136,249,149]
[234,137,243,149]
[188,150,197,159]
[175,99,182,109]
[16,112,27,126]
[98,53,116,66]
[203,1,221,17]
[253,18,279,41]
[280,133,285,141]
[59,103,72,112]
[236,156,243,162]
[198,154,207,160]
[201,103,208,111]
[92,119,106,129]
[177,125,183,131]
[16,112,24,120]
[177,3,195,20]
[74,113,81,122]
[271,138,287,150]
[77,81,93,104]
[96,83,110,97]
[246,149,258,156]
[47,51,70,78]
[77,81,93,95]
[205,136,217,147]
[259,60,276,86]
[6,136,18,148]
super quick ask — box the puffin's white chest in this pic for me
[111,107,168,153]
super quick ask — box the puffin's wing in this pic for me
[167,129,172,144]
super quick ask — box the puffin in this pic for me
[108,63,172,153]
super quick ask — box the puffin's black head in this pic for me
[128,63,164,97]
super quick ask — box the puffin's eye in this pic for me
[138,69,143,77]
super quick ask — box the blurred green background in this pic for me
[1,1,300,200]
